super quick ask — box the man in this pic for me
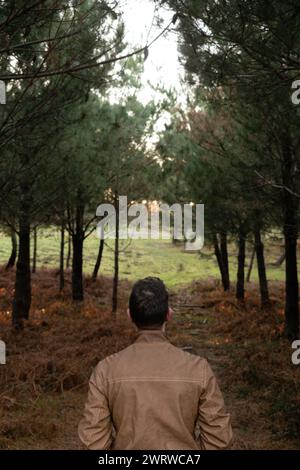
[78,277,233,450]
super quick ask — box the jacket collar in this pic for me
[134,328,169,344]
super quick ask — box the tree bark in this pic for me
[32,226,37,273]
[12,183,31,330]
[72,201,84,301]
[66,233,71,269]
[92,234,104,281]
[236,225,246,301]
[246,245,255,283]
[254,227,269,307]
[59,220,65,291]
[213,233,228,291]
[272,252,285,266]
[5,230,17,270]
[112,196,119,314]
[284,225,298,339]
[281,131,299,340]
[220,231,230,290]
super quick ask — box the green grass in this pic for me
[0,227,287,287]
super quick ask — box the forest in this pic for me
[0,0,300,452]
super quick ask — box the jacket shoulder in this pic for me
[93,343,136,373]
[92,341,210,385]
[168,341,209,364]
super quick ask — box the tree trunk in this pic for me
[272,252,285,266]
[213,233,228,291]
[32,226,37,273]
[112,196,119,314]
[254,227,269,307]
[5,230,17,270]
[236,225,246,301]
[66,233,71,269]
[281,131,299,340]
[59,220,65,292]
[220,231,230,290]
[92,233,104,281]
[246,245,255,283]
[12,184,31,330]
[72,202,84,301]
[284,226,298,339]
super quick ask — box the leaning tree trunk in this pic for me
[236,225,246,301]
[213,233,228,291]
[112,196,119,314]
[246,245,255,283]
[220,231,230,290]
[32,226,37,273]
[5,230,17,270]
[272,252,285,266]
[12,183,31,330]
[281,131,299,340]
[72,202,84,301]
[59,220,65,292]
[92,235,105,281]
[254,227,269,307]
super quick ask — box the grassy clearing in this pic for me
[0,228,287,287]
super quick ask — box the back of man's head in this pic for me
[129,277,169,329]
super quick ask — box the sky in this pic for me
[121,0,185,103]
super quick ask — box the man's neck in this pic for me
[137,323,166,333]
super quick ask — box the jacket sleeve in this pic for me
[196,359,233,450]
[78,366,114,450]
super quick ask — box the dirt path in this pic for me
[37,309,264,450]
[26,310,299,450]
[2,277,299,450]
[29,311,232,450]
[177,311,251,450]
[169,283,300,450]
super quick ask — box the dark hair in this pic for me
[129,277,169,328]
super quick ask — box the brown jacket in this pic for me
[78,329,233,450]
